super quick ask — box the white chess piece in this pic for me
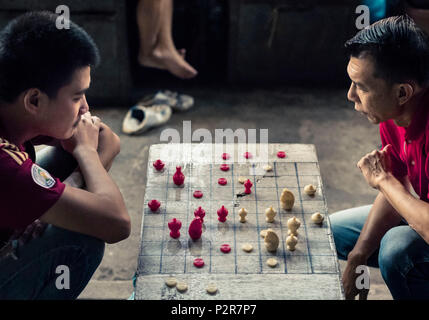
[288,229,299,237]
[286,235,298,251]
[265,206,277,223]
[238,207,248,223]
[280,188,295,210]
[304,184,317,196]
[264,230,279,252]
[311,212,324,224]
[263,164,273,172]
[287,216,301,236]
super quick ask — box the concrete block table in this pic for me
[135,144,344,300]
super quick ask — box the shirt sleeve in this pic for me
[0,157,65,229]
[424,129,429,196]
[379,121,407,179]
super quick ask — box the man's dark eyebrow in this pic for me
[74,87,89,95]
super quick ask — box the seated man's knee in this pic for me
[379,226,415,278]
[329,206,370,258]
[82,233,105,266]
[329,213,354,260]
[36,146,78,181]
[49,225,105,266]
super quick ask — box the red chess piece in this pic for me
[194,206,206,223]
[218,178,227,185]
[220,164,230,171]
[217,205,229,222]
[173,166,185,186]
[193,258,205,268]
[193,190,203,199]
[148,199,161,212]
[168,218,182,239]
[277,151,286,158]
[244,179,253,194]
[153,159,165,171]
[220,244,231,253]
[244,152,252,159]
[189,217,203,240]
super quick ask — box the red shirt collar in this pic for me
[404,89,429,141]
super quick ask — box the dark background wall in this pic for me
[0,0,366,106]
[0,0,132,106]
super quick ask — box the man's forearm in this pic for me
[97,147,115,172]
[350,191,402,261]
[63,148,113,189]
[73,146,122,200]
[63,171,85,188]
[96,122,120,172]
[62,124,119,187]
[379,173,429,243]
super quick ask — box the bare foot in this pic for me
[138,47,197,79]
[178,48,186,58]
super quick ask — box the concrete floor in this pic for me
[78,86,392,300]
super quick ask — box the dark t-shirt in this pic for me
[0,138,65,245]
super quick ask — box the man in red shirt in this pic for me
[330,15,429,300]
[0,12,130,299]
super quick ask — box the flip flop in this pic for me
[138,90,194,112]
[122,104,172,135]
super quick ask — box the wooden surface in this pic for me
[135,143,344,300]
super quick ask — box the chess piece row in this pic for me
[280,184,318,211]
[260,216,302,252]
[286,216,301,251]
[153,160,254,194]
[149,201,228,223]
[240,205,324,226]
[153,160,185,186]
[153,198,324,228]
[167,205,229,241]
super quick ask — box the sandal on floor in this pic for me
[138,90,194,112]
[122,104,172,135]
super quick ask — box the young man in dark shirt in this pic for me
[0,11,130,299]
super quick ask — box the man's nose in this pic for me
[347,83,357,103]
[79,95,90,115]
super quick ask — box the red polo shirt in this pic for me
[0,138,65,245]
[380,91,429,201]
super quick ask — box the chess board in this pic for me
[135,144,344,300]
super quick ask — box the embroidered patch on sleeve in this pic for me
[31,164,56,189]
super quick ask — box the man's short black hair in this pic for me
[345,15,429,86]
[0,11,100,104]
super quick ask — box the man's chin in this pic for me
[63,127,76,140]
[368,116,380,124]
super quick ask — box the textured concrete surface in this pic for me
[77,86,392,300]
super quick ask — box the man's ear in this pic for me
[397,83,414,106]
[23,89,46,115]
